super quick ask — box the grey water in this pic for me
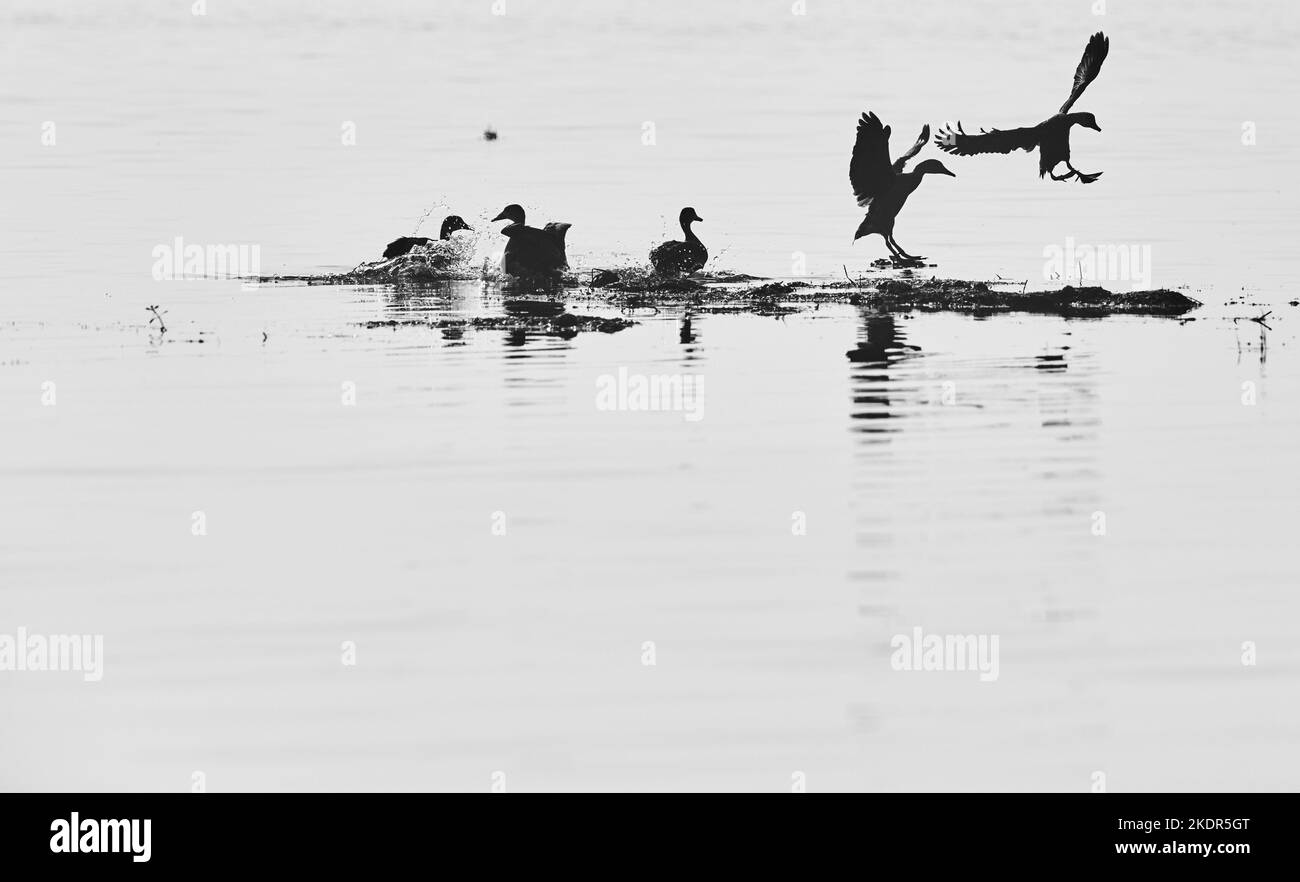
[2,0,1299,791]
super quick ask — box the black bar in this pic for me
[0,794,1282,869]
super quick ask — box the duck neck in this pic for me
[681,218,700,244]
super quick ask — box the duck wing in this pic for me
[849,112,895,207]
[935,123,1040,155]
[1060,32,1109,113]
[501,224,566,270]
[383,236,431,259]
[891,124,931,173]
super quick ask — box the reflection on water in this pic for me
[4,279,1299,791]
[847,314,922,436]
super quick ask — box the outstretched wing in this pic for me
[891,124,931,173]
[935,122,1040,156]
[849,112,895,206]
[1061,31,1109,113]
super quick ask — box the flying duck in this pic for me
[382,215,473,259]
[935,32,1109,183]
[649,207,707,276]
[491,204,570,279]
[849,112,955,261]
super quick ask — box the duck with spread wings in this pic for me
[849,111,956,262]
[935,32,1109,183]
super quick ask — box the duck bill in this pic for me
[491,210,509,222]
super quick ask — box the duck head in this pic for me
[1071,112,1102,132]
[679,207,704,226]
[913,159,957,177]
[492,204,527,226]
[439,215,473,239]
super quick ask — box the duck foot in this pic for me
[1066,163,1102,184]
[887,236,925,262]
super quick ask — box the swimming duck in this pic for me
[935,32,1109,183]
[382,216,473,259]
[849,112,955,261]
[649,208,707,276]
[491,204,569,279]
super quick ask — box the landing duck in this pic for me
[849,112,955,261]
[936,32,1109,183]
[382,215,473,259]
[649,207,707,276]
[491,204,570,279]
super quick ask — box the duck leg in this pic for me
[1066,161,1103,184]
[881,235,904,259]
[888,235,925,262]
[1049,163,1077,182]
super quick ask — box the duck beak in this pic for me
[941,169,956,177]
[1089,122,1102,132]
[491,210,509,222]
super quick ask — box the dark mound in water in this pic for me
[260,258,1200,319]
[858,280,1200,316]
[572,273,1200,318]
[362,310,635,339]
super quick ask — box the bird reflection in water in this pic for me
[847,313,921,436]
[503,298,568,348]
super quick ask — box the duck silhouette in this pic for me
[382,215,473,259]
[849,112,955,261]
[492,204,569,279]
[936,32,1109,183]
[649,208,707,276]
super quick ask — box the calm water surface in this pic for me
[2,0,1300,790]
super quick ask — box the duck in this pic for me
[935,32,1109,183]
[491,204,569,279]
[849,112,955,262]
[382,215,473,259]
[649,208,707,276]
